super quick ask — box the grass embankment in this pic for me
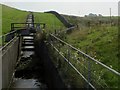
[1,4,65,45]
[2,4,65,35]
[66,26,118,71]
[34,12,65,32]
[2,5,29,35]
[64,15,119,88]
[49,15,118,88]
[63,14,118,71]
[64,25,118,88]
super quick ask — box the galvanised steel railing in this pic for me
[47,33,120,89]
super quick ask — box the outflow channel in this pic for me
[10,13,47,89]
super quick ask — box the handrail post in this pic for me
[87,57,91,89]
[67,46,70,70]
[11,23,14,31]
[49,34,120,89]
[2,35,4,46]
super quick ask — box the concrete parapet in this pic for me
[1,37,20,89]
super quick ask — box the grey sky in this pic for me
[2,1,118,16]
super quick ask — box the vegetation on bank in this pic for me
[1,4,119,89]
[63,15,118,72]
[34,12,65,33]
[48,15,118,88]
[2,4,65,35]
[2,5,29,35]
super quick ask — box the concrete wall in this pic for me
[1,37,19,89]
[0,49,2,90]
[34,36,65,88]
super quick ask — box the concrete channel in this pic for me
[9,34,65,89]
[10,13,46,89]
[4,13,65,89]
[10,33,48,89]
[0,12,66,89]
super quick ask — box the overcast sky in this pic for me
[1,0,119,16]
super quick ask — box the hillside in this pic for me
[63,15,118,72]
[34,12,65,32]
[2,5,29,35]
[2,4,65,35]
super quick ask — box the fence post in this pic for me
[11,23,14,31]
[83,54,87,87]
[54,29,56,34]
[67,46,70,71]
[87,57,91,89]
[86,46,91,89]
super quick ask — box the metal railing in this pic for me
[47,33,120,89]
[0,22,46,47]
[54,26,75,35]
[11,23,46,31]
[0,30,18,47]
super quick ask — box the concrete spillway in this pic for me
[11,34,48,89]
[1,13,65,89]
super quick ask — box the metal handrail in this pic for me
[50,34,120,76]
[49,42,96,90]
[11,23,45,24]
[0,30,17,38]
[54,26,75,35]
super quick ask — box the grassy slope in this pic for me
[66,25,118,71]
[2,4,65,35]
[2,5,29,35]
[34,12,65,32]
[63,15,118,71]
[60,15,118,87]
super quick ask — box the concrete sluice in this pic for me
[10,34,48,89]
[11,55,47,89]
[9,13,65,89]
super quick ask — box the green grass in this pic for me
[48,24,118,88]
[34,12,65,32]
[2,4,65,35]
[1,4,65,46]
[51,14,118,87]
[66,26,118,71]
[2,4,29,35]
